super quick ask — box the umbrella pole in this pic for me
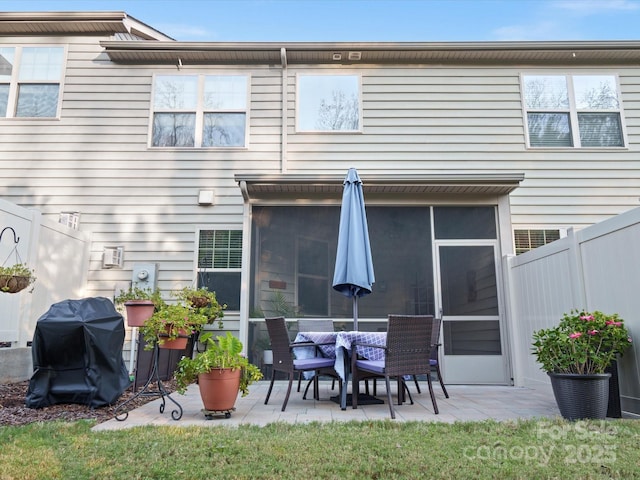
[353,296,358,331]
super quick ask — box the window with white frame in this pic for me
[151,74,248,148]
[514,229,561,255]
[0,46,65,118]
[522,74,624,148]
[297,74,361,132]
[197,230,242,311]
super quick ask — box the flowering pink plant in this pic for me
[532,310,632,374]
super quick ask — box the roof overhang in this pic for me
[100,40,640,66]
[235,173,524,202]
[0,11,173,40]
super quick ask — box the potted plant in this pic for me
[532,309,632,420]
[114,286,164,327]
[172,286,226,329]
[141,303,208,350]
[175,331,263,411]
[0,263,35,294]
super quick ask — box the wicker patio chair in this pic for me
[296,319,336,393]
[409,317,449,398]
[264,317,339,411]
[351,314,439,419]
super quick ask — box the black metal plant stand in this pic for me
[114,342,183,421]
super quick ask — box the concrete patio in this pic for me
[92,380,561,431]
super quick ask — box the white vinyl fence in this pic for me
[505,206,640,415]
[0,199,90,382]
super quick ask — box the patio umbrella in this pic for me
[332,168,375,330]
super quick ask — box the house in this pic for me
[1,12,639,388]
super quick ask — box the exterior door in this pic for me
[434,242,510,384]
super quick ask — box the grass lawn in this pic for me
[1,418,639,479]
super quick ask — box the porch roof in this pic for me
[235,173,524,201]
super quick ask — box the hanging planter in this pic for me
[0,227,36,294]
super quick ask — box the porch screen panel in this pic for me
[250,206,434,319]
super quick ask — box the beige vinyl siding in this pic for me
[0,36,283,299]
[2,33,640,300]
[283,65,640,229]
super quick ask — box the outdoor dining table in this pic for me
[293,330,387,410]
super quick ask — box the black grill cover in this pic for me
[26,297,131,408]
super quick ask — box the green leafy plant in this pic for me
[532,310,632,374]
[0,263,36,293]
[175,331,263,396]
[140,304,208,349]
[114,286,165,309]
[172,286,226,329]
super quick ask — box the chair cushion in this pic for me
[430,359,437,366]
[355,359,385,374]
[293,357,335,370]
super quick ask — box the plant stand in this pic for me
[114,342,183,421]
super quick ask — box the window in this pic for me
[197,230,242,310]
[522,74,624,148]
[151,74,248,148]
[0,46,64,118]
[514,229,561,255]
[297,74,361,131]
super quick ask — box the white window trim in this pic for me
[0,45,67,120]
[149,72,250,149]
[295,72,363,133]
[520,72,628,149]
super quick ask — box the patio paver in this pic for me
[92,381,562,431]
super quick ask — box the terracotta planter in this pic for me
[198,368,241,411]
[124,300,155,327]
[159,326,190,350]
[548,372,611,420]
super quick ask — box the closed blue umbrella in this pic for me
[332,168,375,330]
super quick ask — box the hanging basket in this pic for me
[0,227,36,294]
[189,296,211,308]
[0,274,33,294]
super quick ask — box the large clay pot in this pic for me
[198,368,241,411]
[124,300,155,327]
[548,372,611,420]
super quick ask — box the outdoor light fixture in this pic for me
[348,51,362,61]
[198,190,215,205]
[332,53,342,61]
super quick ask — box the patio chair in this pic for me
[296,319,336,393]
[351,314,439,419]
[409,317,449,398]
[264,317,340,412]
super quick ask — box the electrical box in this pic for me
[131,263,157,291]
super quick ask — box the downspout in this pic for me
[281,47,288,174]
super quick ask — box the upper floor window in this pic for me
[151,74,248,148]
[0,46,65,118]
[297,74,361,132]
[522,74,624,148]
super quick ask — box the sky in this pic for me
[2,0,640,42]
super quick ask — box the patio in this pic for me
[92,380,561,431]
